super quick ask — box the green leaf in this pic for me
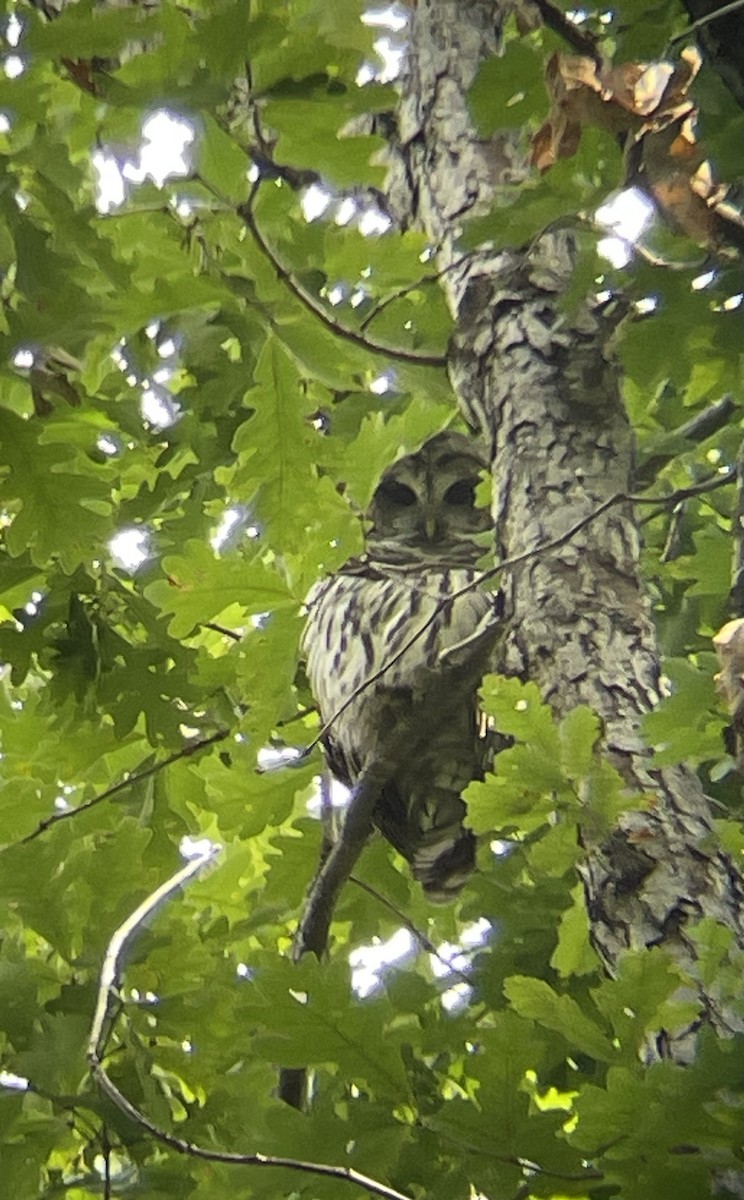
[468,38,547,135]
[504,975,616,1061]
[592,948,701,1055]
[551,883,600,978]
[0,410,114,572]
[144,539,297,637]
[262,86,390,188]
[197,114,250,204]
[559,705,601,780]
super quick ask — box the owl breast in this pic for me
[302,563,498,898]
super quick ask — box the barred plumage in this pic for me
[302,433,499,900]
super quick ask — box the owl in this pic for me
[302,431,499,901]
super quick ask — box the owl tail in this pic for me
[412,829,476,903]
[375,780,477,901]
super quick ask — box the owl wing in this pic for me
[302,560,499,898]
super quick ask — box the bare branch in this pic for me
[292,759,402,962]
[277,754,405,1108]
[203,621,242,642]
[89,1064,414,1200]
[639,466,736,526]
[236,189,448,369]
[87,850,413,1200]
[531,0,602,62]
[635,394,736,488]
[667,0,744,50]
[88,847,222,1061]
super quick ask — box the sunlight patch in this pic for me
[358,206,392,236]
[306,776,351,817]
[109,527,152,572]
[350,928,414,997]
[597,237,631,269]
[335,197,357,226]
[302,183,333,222]
[140,384,180,430]
[211,505,243,550]
[127,110,194,188]
[179,835,219,861]
[370,370,395,395]
[3,54,24,79]
[257,746,303,770]
[595,187,654,266]
[0,1071,29,1091]
[92,151,126,213]
[362,6,408,33]
[93,109,195,212]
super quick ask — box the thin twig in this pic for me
[17,730,229,847]
[203,621,242,642]
[635,395,736,488]
[236,190,448,369]
[667,0,744,50]
[425,1121,605,1183]
[276,704,318,729]
[358,251,475,333]
[660,503,685,563]
[531,0,602,61]
[90,1066,413,1200]
[101,1126,112,1200]
[730,437,744,616]
[350,876,474,987]
[639,466,736,526]
[87,851,412,1200]
[633,242,710,271]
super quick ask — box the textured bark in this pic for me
[396,0,744,1050]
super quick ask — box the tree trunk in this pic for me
[394,0,744,1053]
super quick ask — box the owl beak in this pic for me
[424,515,438,541]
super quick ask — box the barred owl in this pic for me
[302,432,499,901]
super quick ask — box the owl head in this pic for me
[367,432,491,562]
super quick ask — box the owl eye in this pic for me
[443,480,475,506]
[381,481,417,507]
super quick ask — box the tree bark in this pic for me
[394,0,744,1053]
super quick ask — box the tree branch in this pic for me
[730,434,744,616]
[203,621,242,642]
[17,730,229,847]
[235,188,448,369]
[531,0,602,62]
[291,759,403,962]
[668,0,744,49]
[635,394,736,488]
[278,753,405,1108]
[358,251,475,334]
[88,846,221,1062]
[87,849,412,1200]
[350,876,474,987]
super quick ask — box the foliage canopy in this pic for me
[0,1,742,1197]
